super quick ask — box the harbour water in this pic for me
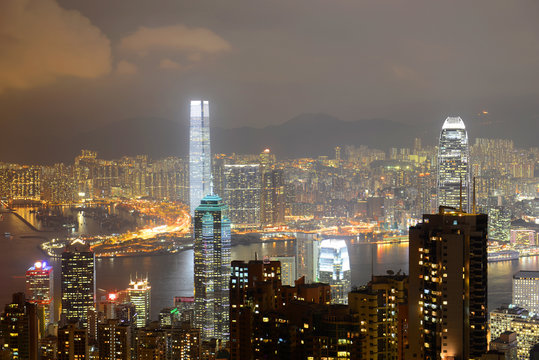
[0,209,535,320]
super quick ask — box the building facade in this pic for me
[513,271,539,313]
[25,261,53,337]
[437,116,471,211]
[193,195,231,341]
[189,100,212,214]
[61,240,95,328]
[223,164,261,227]
[317,239,351,304]
[127,276,151,328]
[408,208,488,359]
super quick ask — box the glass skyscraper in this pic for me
[189,100,212,215]
[437,116,471,212]
[193,195,231,340]
[61,239,95,328]
[317,239,351,304]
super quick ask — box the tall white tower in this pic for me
[437,116,471,212]
[189,100,212,214]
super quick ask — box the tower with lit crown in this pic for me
[127,275,151,328]
[437,116,471,212]
[189,100,212,214]
[193,195,231,340]
[26,260,53,337]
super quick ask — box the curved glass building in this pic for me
[318,239,351,304]
[437,116,471,212]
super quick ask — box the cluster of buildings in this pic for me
[1,100,539,359]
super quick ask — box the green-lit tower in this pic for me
[193,194,231,341]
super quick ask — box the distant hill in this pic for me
[0,112,536,164]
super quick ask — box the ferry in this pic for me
[488,250,520,262]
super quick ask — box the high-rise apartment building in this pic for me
[318,239,351,304]
[437,116,471,211]
[408,208,488,359]
[223,164,261,227]
[193,195,231,341]
[127,275,151,328]
[61,240,95,328]
[261,168,285,226]
[270,256,296,286]
[348,274,408,360]
[513,271,539,313]
[189,100,212,214]
[25,261,53,337]
[57,323,88,360]
[97,319,131,360]
[0,293,39,360]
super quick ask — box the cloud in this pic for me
[159,58,182,70]
[119,24,231,58]
[0,0,112,92]
[116,60,138,75]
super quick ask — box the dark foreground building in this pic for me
[408,207,488,360]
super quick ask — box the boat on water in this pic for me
[488,249,520,262]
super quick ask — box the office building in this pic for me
[193,195,231,341]
[128,275,151,328]
[512,271,539,313]
[57,323,88,360]
[490,305,528,341]
[437,116,471,211]
[97,319,131,360]
[25,261,53,337]
[348,274,408,360]
[296,232,321,283]
[223,164,261,227]
[61,240,95,328]
[408,208,488,359]
[0,293,38,360]
[189,100,212,214]
[317,239,351,304]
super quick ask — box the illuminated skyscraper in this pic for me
[189,100,212,214]
[193,195,231,340]
[317,239,351,304]
[127,275,151,328]
[26,261,53,337]
[61,240,95,328]
[223,164,261,227]
[437,116,471,211]
[408,208,488,359]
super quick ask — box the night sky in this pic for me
[1,0,538,158]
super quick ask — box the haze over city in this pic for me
[1,0,539,163]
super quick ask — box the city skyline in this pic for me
[0,1,538,358]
